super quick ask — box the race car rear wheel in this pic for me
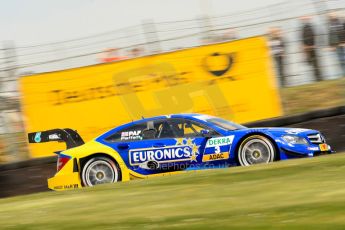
[238,135,276,166]
[82,157,120,187]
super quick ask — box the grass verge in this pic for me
[281,78,345,114]
[1,153,345,229]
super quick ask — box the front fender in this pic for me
[229,129,281,161]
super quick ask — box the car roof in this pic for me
[137,113,210,123]
[97,113,224,139]
[116,114,213,129]
[98,114,203,137]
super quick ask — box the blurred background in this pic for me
[0,0,344,163]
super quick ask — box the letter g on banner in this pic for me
[113,63,232,120]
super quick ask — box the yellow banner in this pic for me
[20,36,282,158]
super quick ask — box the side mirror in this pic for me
[200,129,212,138]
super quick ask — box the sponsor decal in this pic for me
[206,135,234,148]
[308,147,319,151]
[64,184,79,189]
[129,145,193,165]
[54,184,78,190]
[129,138,200,165]
[48,134,61,140]
[202,152,229,162]
[34,132,41,143]
[121,130,142,140]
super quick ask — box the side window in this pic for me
[154,120,175,139]
[138,119,176,140]
[105,123,147,142]
[169,118,219,138]
[105,118,218,141]
[184,123,204,136]
[105,119,176,142]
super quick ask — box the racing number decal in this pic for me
[215,145,221,154]
[202,135,234,162]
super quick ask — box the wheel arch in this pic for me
[73,140,131,182]
[234,132,280,162]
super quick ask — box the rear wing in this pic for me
[28,128,84,149]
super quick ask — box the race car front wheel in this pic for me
[238,135,276,166]
[82,157,120,187]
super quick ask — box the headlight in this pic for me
[282,135,308,145]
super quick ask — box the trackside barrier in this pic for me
[246,106,345,127]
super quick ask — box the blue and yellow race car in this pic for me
[28,114,333,191]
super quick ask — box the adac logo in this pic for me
[202,52,235,77]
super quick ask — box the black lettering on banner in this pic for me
[51,85,117,105]
[52,90,63,105]
[50,60,235,121]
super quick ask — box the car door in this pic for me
[103,118,229,176]
[166,118,208,168]
[103,119,193,175]
[126,119,182,174]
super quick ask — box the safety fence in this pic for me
[1,0,345,80]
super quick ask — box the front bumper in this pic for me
[281,147,334,158]
[280,143,334,159]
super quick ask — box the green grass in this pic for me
[282,78,345,114]
[1,154,345,229]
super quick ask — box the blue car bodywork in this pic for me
[95,114,333,176]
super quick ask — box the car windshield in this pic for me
[206,117,246,131]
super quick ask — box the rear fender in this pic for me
[68,140,130,182]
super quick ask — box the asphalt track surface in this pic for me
[0,114,344,198]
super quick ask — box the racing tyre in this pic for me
[238,135,276,166]
[82,157,120,187]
